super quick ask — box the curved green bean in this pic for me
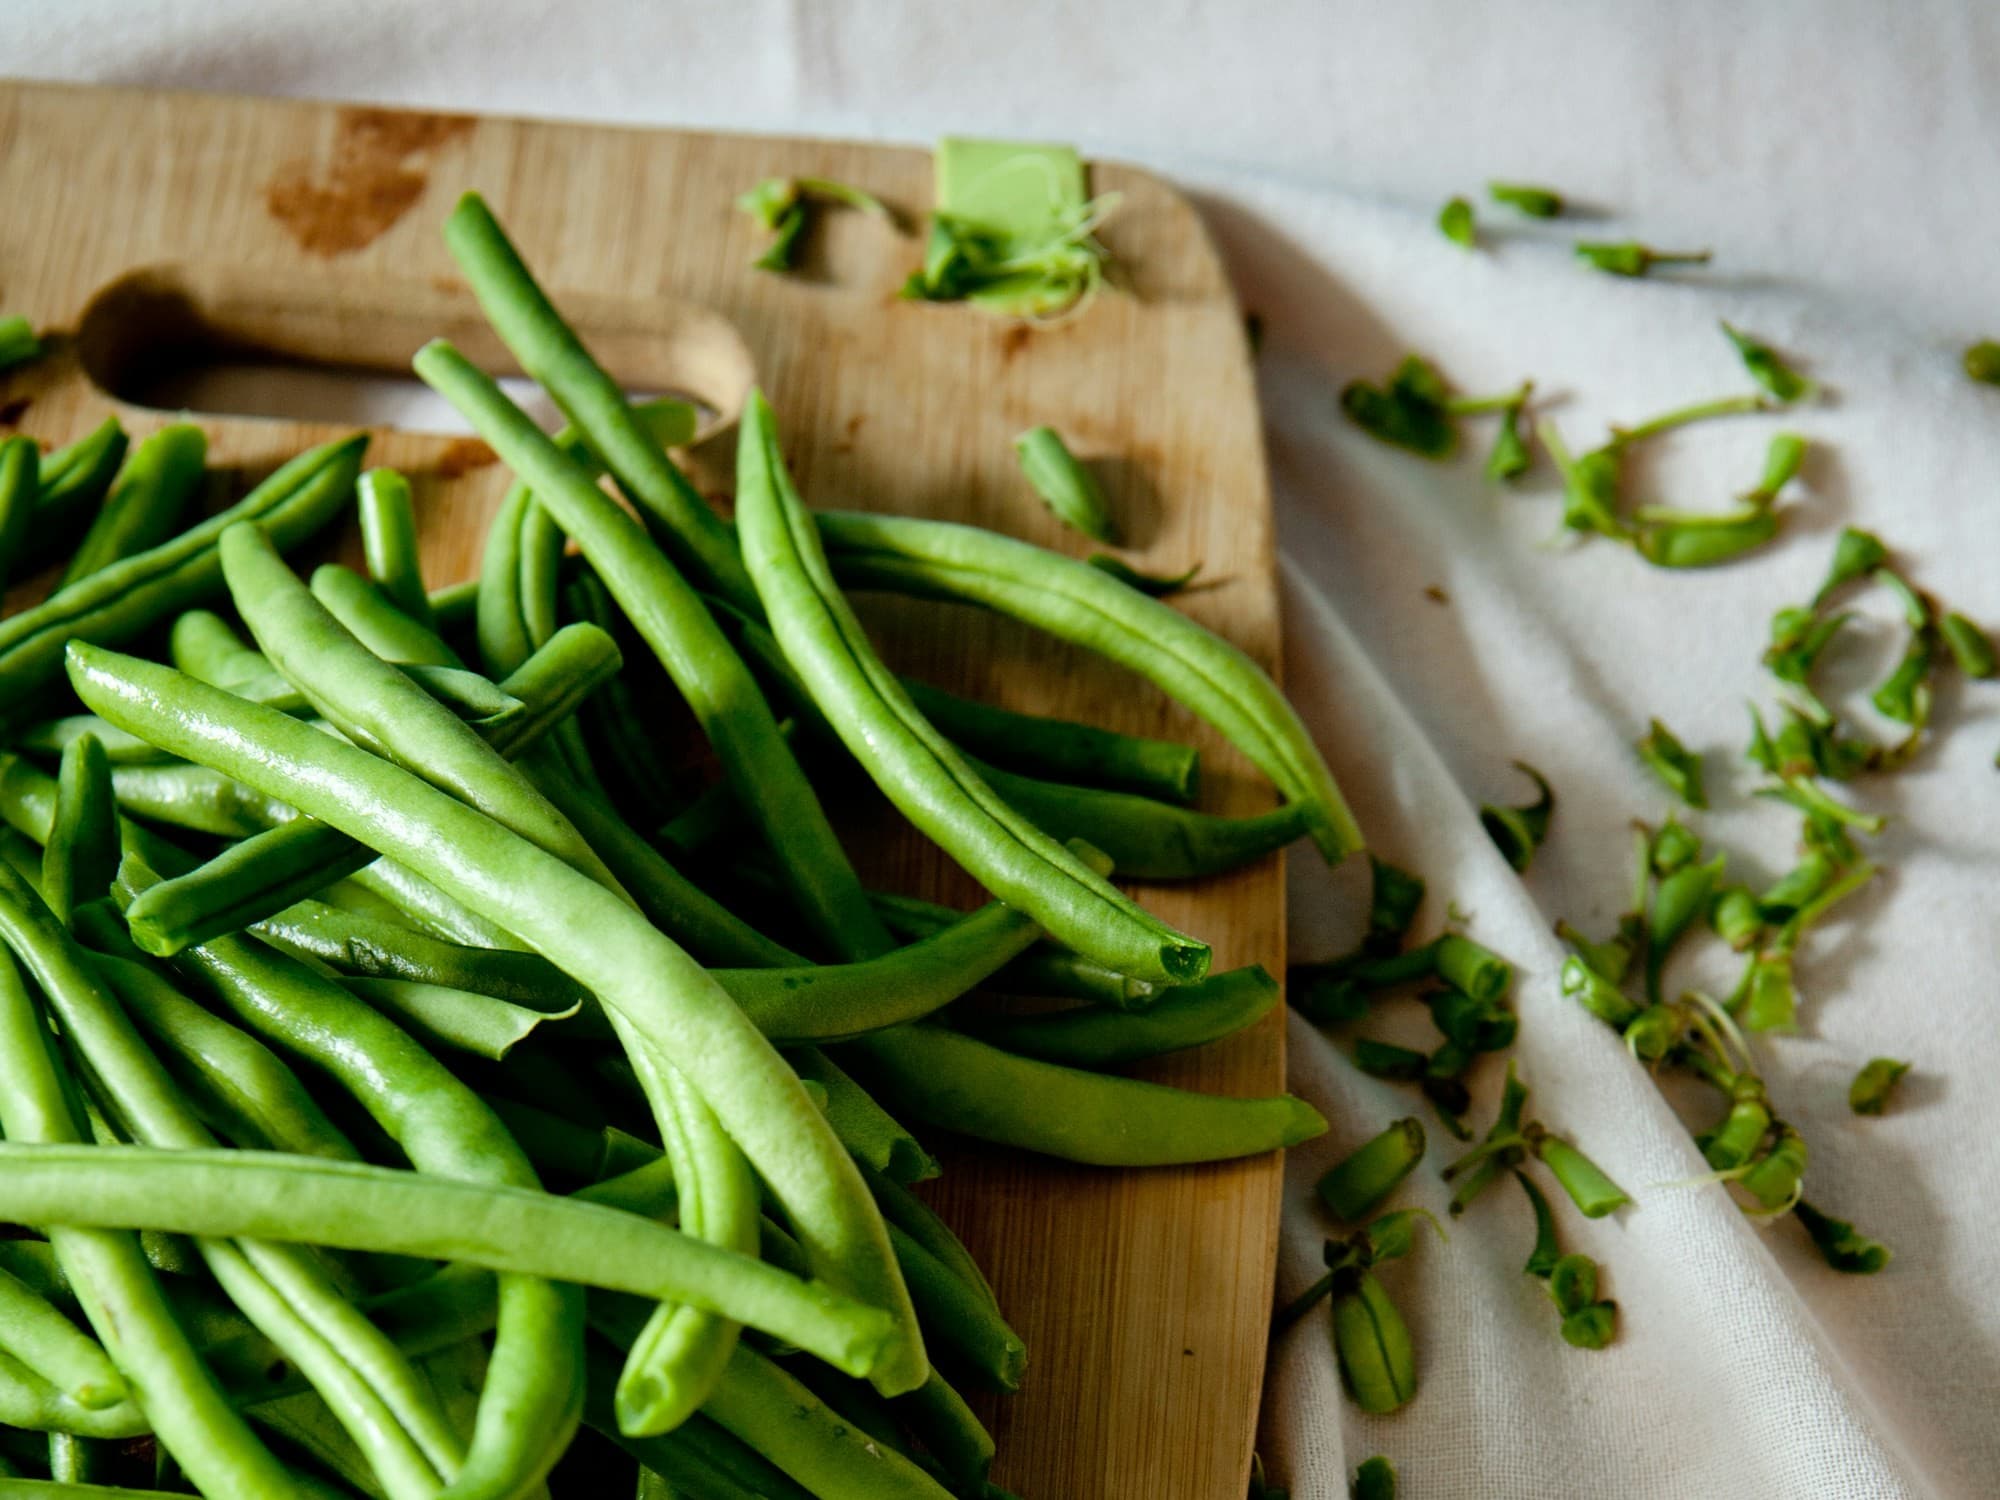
[70,642,927,1395]
[414,338,890,963]
[736,391,1206,985]
[0,435,365,723]
[0,1263,123,1413]
[817,508,1363,862]
[850,1025,1324,1166]
[716,900,1040,1043]
[971,756,1308,879]
[959,964,1278,1067]
[57,424,206,588]
[168,610,308,712]
[342,976,584,1059]
[357,468,434,628]
[898,676,1199,805]
[0,1142,893,1377]
[441,193,752,609]
[0,947,303,1498]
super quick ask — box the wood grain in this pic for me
[0,81,1288,1499]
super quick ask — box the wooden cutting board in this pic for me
[0,81,1289,1499]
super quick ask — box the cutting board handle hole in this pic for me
[72,263,755,440]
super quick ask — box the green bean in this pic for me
[584,1341,785,1500]
[884,1225,1025,1393]
[226,522,617,896]
[341,976,583,1059]
[895,1371,994,1496]
[0,436,38,593]
[817,508,1363,864]
[0,436,365,725]
[310,563,457,667]
[737,394,1205,984]
[1316,1119,1426,1221]
[1331,1271,1416,1414]
[22,420,127,578]
[565,570,684,827]
[717,900,1040,1043]
[125,622,624,957]
[169,610,309,712]
[0,949,303,1497]
[854,1161,1000,1320]
[793,1047,940,1185]
[0,1263,123,1413]
[958,964,1277,1067]
[441,193,752,609]
[872,890,1161,1010]
[71,642,928,1395]
[0,314,33,370]
[428,578,478,631]
[0,1142,893,1378]
[42,735,116,926]
[415,341,891,965]
[850,1025,1323,1165]
[357,469,433,629]
[1013,425,1116,543]
[969,756,1308,880]
[107,761,273,837]
[120,853,587,1497]
[15,717,173,766]
[897,677,1199,805]
[0,859,461,1494]
[56,425,207,589]
[1633,509,1779,569]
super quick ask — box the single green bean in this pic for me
[0,437,38,593]
[895,1371,995,1496]
[793,1046,940,1186]
[357,469,433,628]
[310,563,458,667]
[342,976,583,1059]
[0,950,303,1498]
[441,193,752,609]
[884,1225,1025,1393]
[414,339,891,964]
[0,314,36,371]
[0,1263,123,1412]
[1634,509,1780,569]
[57,425,207,588]
[850,1025,1324,1165]
[1014,425,1117,543]
[970,755,1308,879]
[717,900,1040,1043]
[0,436,365,724]
[855,1160,1000,1320]
[872,889,1161,1010]
[42,735,116,926]
[816,509,1363,863]
[71,642,927,1395]
[958,964,1277,1067]
[16,716,174,766]
[168,610,309,712]
[0,1142,893,1376]
[737,392,1205,984]
[898,676,1199,805]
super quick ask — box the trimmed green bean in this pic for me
[414,339,891,965]
[441,193,752,608]
[0,1142,892,1375]
[357,469,433,629]
[57,425,206,588]
[0,437,38,593]
[850,1025,1324,1165]
[737,392,1205,984]
[23,420,127,578]
[819,509,1363,863]
[1014,425,1116,543]
[0,1264,123,1412]
[872,889,1161,1010]
[71,642,927,1395]
[958,964,1278,1066]
[0,436,365,724]
[0,950,303,1497]
[898,676,1199,805]
[970,756,1308,879]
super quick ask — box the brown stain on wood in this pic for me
[265,107,474,257]
[432,437,496,478]
[997,324,1033,361]
[0,397,28,427]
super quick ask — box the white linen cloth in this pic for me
[6,4,1996,1495]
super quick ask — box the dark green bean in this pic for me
[356,469,433,629]
[793,1047,940,1185]
[737,393,1205,984]
[42,735,116,926]
[71,643,927,1396]
[22,419,127,578]
[414,340,891,964]
[958,965,1277,1067]
[883,1225,1025,1393]
[56,424,206,588]
[816,509,1363,863]
[0,437,38,594]
[895,1371,995,1496]
[565,570,685,828]
[898,676,1200,805]
[0,436,365,725]
[849,1025,1324,1166]
[854,1159,1000,1319]
[441,193,753,609]
[872,889,1161,1010]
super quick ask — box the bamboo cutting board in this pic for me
[0,81,1290,1499]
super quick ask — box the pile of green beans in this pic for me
[0,192,1340,1496]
